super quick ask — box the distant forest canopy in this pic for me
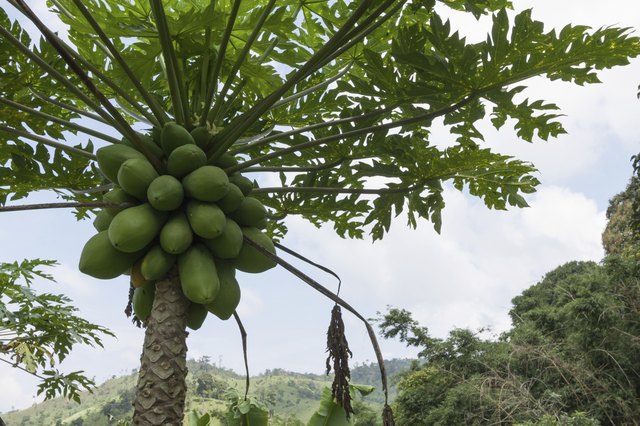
[379,176,640,425]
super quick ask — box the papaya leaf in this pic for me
[224,388,269,426]
[307,384,375,426]
[307,387,353,426]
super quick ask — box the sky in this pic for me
[1,0,640,414]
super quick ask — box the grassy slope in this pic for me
[1,359,411,425]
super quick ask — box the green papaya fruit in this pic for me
[133,282,155,321]
[161,122,195,155]
[208,152,238,169]
[186,303,208,330]
[140,245,176,281]
[229,174,254,196]
[96,144,146,183]
[186,200,226,239]
[202,218,242,259]
[122,133,164,160]
[235,227,277,273]
[147,175,184,211]
[103,186,138,216]
[190,126,214,151]
[93,209,113,232]
[108,203,168,253]
[182,165,229,202]
[167,144,207,178]
[229,197,267,227]
[178,244,220,304]
[117,157,159,201]
[216,183,244,214]
[160,212,193,254]
[130,259,149,288]
[254,216,269,230]
[79,231,141,279]
[151,125,161,141]
[206,260,240,320]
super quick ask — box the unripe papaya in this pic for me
[208,152,238,169]
[103,187,138,216]
[182,165,229,202]
[190,126,214,151]
[216,183,244,214]
[133,282,155,321]
[147,175,184,211]
[130,259,149,288]
[186,200,226,239]
[122,133,164,160]
[93,209,113,232]
[151,126,162,145]
[186,303,208,330]
[167,144,207,178]
[235,227,277,273]
[79,231,141,279]
[140,245,176,281]
[202,218,243,259]
[161,122,195,155]
[178,244,220,304]
[117,157,159,201]
[96,144,146,183]
[206,260,240,320]
[108,203,167,253]
[229,197,267,227]
[229,174,254,196]
[160,212,193,254]
[254,216,269,230]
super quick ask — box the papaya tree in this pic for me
[1,0,639,424]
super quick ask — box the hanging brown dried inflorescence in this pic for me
[325,303,354,417]
[125,282,143,328]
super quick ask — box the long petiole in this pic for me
[238,158,345,173]
[69,0,169,126]
[200,0,243,127]
[0,125,97,160]
[0,201,134,213]
[150,0,189,127]
[209,0,277,123]
[227,94,478,174]
[11,0,164,171]
[213,37,280,121]
[0,97,121,144]
[312,0,404,76]
[29,89,109,125]
[227,106,394,155]
[242,236,393,411]
[252,184,422,196]
[208,0,381,158]
[0,24,117,130]
[270,62,354,109]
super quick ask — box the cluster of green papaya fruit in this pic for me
[79,122,277,329]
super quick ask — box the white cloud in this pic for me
[235,287,265,318]
[278,184,606,342]
[0,372,43,412]
[521,186,606,255]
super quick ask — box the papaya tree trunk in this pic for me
[133,271,190,425]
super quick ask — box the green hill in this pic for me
[1,358,411,425]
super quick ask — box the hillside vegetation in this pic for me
[1,359,411,425]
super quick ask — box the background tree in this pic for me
[1,0,639,423]
[0,259,113,402]
[379,180,640,425]
[602,177,640,257]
